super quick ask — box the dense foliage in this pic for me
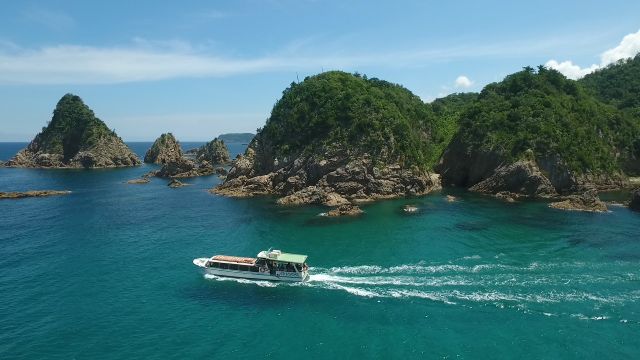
[260,71,443,168]
[454,66,640,174]
[430,92,478,158]
[580,54,640,118]
[36,94,116,159]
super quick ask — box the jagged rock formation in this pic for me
[214,137,441,206]
[144,133,183,164]
[0,190,71,199]
[192,138,230,165]
[6,94,140,168]
[549,191,608,212]
[144,134,220,178]
[156,158,214,178]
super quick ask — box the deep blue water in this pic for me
[1,142,639,359]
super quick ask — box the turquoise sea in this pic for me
[1,142,639,359]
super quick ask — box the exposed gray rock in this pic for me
[469,160,557,197]
[213,138,441,205]
[144,133,183,164]
[0,190,71,199]
[193,138,230,165]
[326,204,363,217]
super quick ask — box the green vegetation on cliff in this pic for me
[580,54,640,117]
[36,94,117,160]
[260,71,443,168]
[430,92,478,157]
[453,66,640,174]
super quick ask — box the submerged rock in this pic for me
[144,133,183,164]
[6,94,140,168]
[0,190,71,199]
[168,179,188,188]
[549,191,608,212]
[127,178,150,184]
[446,195,457,202]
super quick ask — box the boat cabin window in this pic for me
[210,262,220,268]
[229,264,239,271]
[238,265,249,271]
[250,266,259,272]
[219,263,229,270]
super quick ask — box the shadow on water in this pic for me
[454,221,491,232]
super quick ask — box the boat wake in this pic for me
[202,260,640,320]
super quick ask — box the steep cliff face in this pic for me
[144,133,183,164]
[213,72,443,205]
[6,94,140,168]
[437,67,640,197]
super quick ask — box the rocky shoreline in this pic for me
[212,138,441,209]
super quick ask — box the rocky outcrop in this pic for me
[191,138,230,165]
[156,158,214,178]
[144,133,183,164]
[629,189,640,212]
[6,94,140,168]
[326,204,363,217]
[548,191,608,212]
[0,190,71,199]
[468,159,557,197]
[213,138,441,206]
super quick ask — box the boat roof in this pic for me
[257,250,308,264]
[211,255,256,265]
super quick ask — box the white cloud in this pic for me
[546,29,640,79]
[454,75,473,88]
[543,60,598,80]
[601,30,640,65]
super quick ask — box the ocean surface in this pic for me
[1,142,639,359]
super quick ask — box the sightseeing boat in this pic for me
[193,249,309,282]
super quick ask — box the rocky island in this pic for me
[6,94,140,168]
[213,71,444,209]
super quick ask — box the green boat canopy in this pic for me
[258,250,308,264]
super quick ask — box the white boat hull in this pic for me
[193,258,308,282]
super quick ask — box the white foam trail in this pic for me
[204,274,278,288]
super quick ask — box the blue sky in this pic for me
[1,0,640,141]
